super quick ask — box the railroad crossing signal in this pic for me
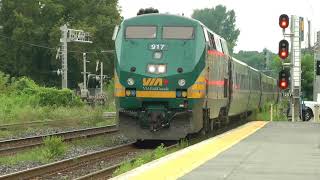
[279,69,290,90]
[278,39,289,59]
[279,14,289,29]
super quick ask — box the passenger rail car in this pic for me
[113,14,278,140]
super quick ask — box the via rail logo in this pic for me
[142,78,168,86]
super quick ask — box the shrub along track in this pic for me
[0,125,118,156]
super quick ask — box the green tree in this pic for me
[301,53,314,100]
[192,5,240,53]
[233,49,282,78]
[233,51,265,70]
[0,0,121,88]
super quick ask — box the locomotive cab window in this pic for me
[125,26,157,39]
[163,27,194,39]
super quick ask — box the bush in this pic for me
[12,77,39,92]
[0,71,11,93]
[41,136,67,161]
[38,88,83,107]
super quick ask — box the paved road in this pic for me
[181,122,320,180]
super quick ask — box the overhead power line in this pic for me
[0,33,114,54]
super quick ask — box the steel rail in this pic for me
[75,144,179,180]
[0,143,136,180]
[0,112,116,130]
[0,125,118,156]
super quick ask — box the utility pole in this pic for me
[83,53,88,89]
[80,53,90,99]
[60,25,68,89]
[290,15,302,122]
[58,24,92,89]
[100,62,103,94]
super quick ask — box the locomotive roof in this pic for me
[122,13,275,81]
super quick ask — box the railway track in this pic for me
[0,125,118,156]
[0,143,141,180]
[0,112,116,130]
[75,143,178,180]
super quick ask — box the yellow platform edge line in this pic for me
[112,121,268,180]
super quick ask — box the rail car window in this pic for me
[208,32,217,50]
[221,39,229,55]
[125,26,157,39]
[163,27,194,39]
[214,37,223,53]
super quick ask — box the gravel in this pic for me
[0,133,133,176]
[44,150,146,180]
[0,124,113,141]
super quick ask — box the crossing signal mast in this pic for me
[278,13,304,122]
[278,14,290,91]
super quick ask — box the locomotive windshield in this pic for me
[162,26,194,39]
[125,26,156,39]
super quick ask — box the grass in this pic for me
[0,117,116,140]
[256,100,289,121]
[70,135,115,149]
[0,74,116,127]
[0,104,115,126]
[0,134,119,166]
[113,139,190,177]
[0,136,67,165]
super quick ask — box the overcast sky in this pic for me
[118,0,320,53]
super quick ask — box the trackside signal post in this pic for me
[278,14,303,121]
[290,15,302,122]
[59,24,92,89]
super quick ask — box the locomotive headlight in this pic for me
[147,64,156,73]
[127,78,135,86]
[153,51,163,59]
[157,65,166,74]
[125,88,136,97]
[181,91,187,98]
[178,79,186,87]
[125,89,131,96]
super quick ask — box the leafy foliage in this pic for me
[192,5,240,53]
[38,88,83,107]
[0,0,121,88]
[301,53,314,100]
[233,49,280,78]
[233,51,266,70]
[0,71,85,123]
[41,136,67,161]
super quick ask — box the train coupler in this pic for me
[138,108,174,132]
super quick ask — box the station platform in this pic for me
[112,121,320,180]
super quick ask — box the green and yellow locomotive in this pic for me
[113,14,278,140]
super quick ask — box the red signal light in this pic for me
[278,69,290,90]
[281,21,287,28]
[278,40,289,59]
[280,80,287,89]
[279,14,289,29]
[280,51,288,59]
